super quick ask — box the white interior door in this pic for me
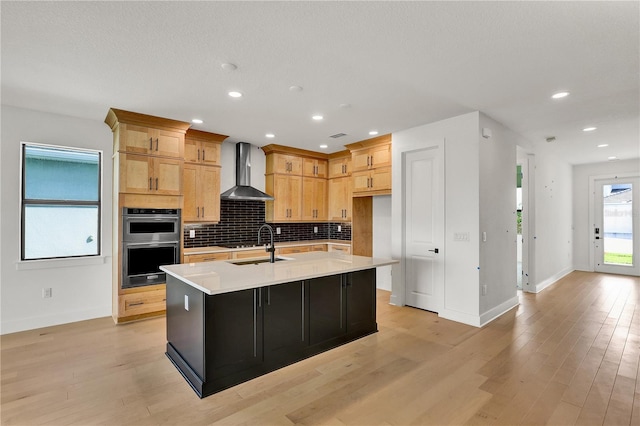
[594,177,640,276]
[404,146,444,312]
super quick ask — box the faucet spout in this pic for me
[257,224,276,263]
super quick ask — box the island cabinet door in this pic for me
[262,281,308,366]
[345,269,377,336]
[204,288,263,380]
[308,274,347,345]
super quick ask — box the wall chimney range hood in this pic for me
[220,142,274,201]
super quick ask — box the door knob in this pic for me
[428,248,439,254]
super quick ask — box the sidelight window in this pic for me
[21,143,102,260]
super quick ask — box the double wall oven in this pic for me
[122,208,180,289]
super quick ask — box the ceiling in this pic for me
[2,1,638,165]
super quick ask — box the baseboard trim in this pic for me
[479,296,519,327]
[535,267,574,293]
[438,309,482,328]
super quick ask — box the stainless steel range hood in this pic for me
[220,142,274,201]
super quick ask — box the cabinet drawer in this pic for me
[233,249,269,259]
[184,252,230,263]
[279,246,312,255]
[328,244,351,254]
[120,288,166,317]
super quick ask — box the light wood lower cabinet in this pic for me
[233,249,270,259]
[183,164,221,222]
[328,244,351,254]
[118,286,166,320]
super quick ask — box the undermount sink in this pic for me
[228,257,290,266]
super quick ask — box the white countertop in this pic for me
[161,251,398,295]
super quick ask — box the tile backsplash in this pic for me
[184,200,351,248]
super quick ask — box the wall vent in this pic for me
[330,133,347,138]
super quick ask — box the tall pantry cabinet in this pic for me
[105,108,190,323]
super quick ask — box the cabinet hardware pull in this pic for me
[129,301,144,306]
[198,149,200,161]
[202,207,204,217]
[301,282,305,342]
[149,177,152,190]
[155,178,158,190]
[253,290,257,357]
[155,138,159,151]
[202,150,205,161]
[149,137,153,150]
[339,278,344,329]
[197,207,199,218]
[267,287,271,306]
[370,177,373,188]
[370,156,373,167]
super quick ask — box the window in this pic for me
[21,143,102,261]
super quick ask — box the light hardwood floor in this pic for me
[1,271,639,425]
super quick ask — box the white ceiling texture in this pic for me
[2,1,638,165]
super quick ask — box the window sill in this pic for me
[15,256,108,271]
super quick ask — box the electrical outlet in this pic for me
[184,295,189,311]
[338,225,342,232]
[276,227,281,235]
[189,229,196,238]
[314,226,318,234]
[42,288,52,298]
[482,232,487,242]
[482,285,487,296]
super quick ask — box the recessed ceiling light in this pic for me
[228,91,243,98]
[608,156,618,160]
[289,85,303,92]
[583,126,597,132]
[339,103,351,109]
[265,133,275,138]
[552,91,570,99]
[597,144,609,148]
[312,115,323,121]
[319,144,328,149]
[191,119,203,124]
[369,130,379,136]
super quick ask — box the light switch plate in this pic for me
[189,229,196,238]
[276,227,281,235]
[338,225,342,232]
[314,226,318,233]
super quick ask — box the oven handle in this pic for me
[122,241,180,247]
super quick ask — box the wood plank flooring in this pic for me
[1,271,638,425]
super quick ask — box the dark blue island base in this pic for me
[165,269,377,398]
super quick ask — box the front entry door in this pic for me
[594,177,640,276]
[404,145,444,312]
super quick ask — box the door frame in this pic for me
[520,154,535,293]
[589,172,640,274]
[400,143,445,311]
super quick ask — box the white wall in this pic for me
[531,143,574,292]
[391,112,481,325]
[478,113,519,322]
[573,159,640,271]
[373,195,392,291]
[1,106,113,334]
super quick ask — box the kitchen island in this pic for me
[160,251,397,398]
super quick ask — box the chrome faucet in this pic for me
[257,224,276,263]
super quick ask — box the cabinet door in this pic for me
[328,158,351,178]
[263,282,307,362]
[370,167,391,192]
[154,129,184,158]
[352,170,372,193]
[315,178,328,220]
[205,288,263,378]
[183,163,198,221]
[120,124,153,155]
[346,269,376,335]
[352,150,372,172]
[329,177,350,221]
[303,158,328,178]
[272,154,302,175]
[308,274,346,345]
[154,157,182,195]
[272,174,292,220]
[370,144,391,169]
[302,177,327,221]
[183,138,199,163]
[120,153,153,194]
[199,166,221,222]
[200,141,221,166]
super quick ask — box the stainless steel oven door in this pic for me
[122,242,179,288]
[122,216,180,243]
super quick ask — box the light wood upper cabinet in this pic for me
[328,154,351,178]
[303,158,328,178]
[328,176,352,221]
[183,163,221,223]
[265,174,302,221]
[346,134,392,196]
[119,153,182,196]
[184,129,226,166]
[302,177,327,221]
[267,153,303,175]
